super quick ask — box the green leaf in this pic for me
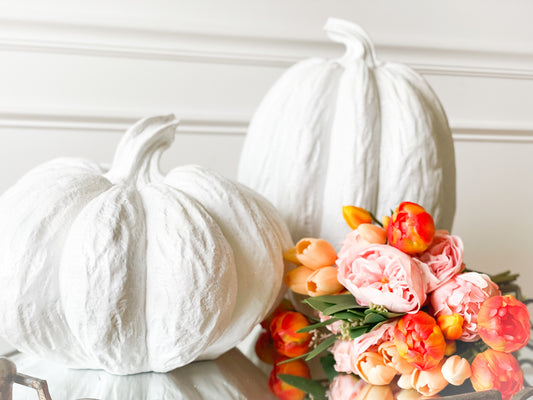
[297,318,340,333]
[320,353,338,382]
[308,294,359,305]
[363,313,387,325]
[350,325,371,339]
[277,374,327,400]
[305,334,338,361]
[304,297,334,313]
[323,302,363,316]
[330,311,362,321]
[276,353,308,365]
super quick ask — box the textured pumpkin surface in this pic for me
[238,18,456,247]
[0,115,292,374]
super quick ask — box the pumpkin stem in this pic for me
[104,114,180,185]
[324,18,379,67]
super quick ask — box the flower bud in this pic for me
[382,215,390,230]
[477,295,531,353]
[342,205,373,229]
[295,238,337,270]
[387,202,435,255]
[441,355,471,386]
[284,266,314,295]
[471,349,523,400]
[411,361,448,397]
[437,313,464,340]
[269,357,310,400]
[354,352,397,385]
[357,224,387,245]
[255,330,276,365]
[270,311,312,358]
[394,311,446,371]
[378,341,414,375]
[306,266,344,297]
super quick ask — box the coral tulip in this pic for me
[394,311,446,371]
[295,238,337,270]
[470,349,523,400]
[270,311,312,358]
[269,357,311,400]
[441,355,471,386]
[353,351,397,385]
[306,266,344,297]
[437,313,464,341]
[342,205,373,229]
[284,265,314,295]
[357,223,387,245]
[410,361,448,396]
[477,295,531,353]
[378,341,415,375]
[387,202,435,255]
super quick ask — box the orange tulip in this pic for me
[437,313,464,341]
[284,265,314,295]
[270,311,312,358]
[260,298,294,330]
[387,202,435,255]
[306,266,344,297]
[268,357,311,400]
[295,238,337,270]
[471,349,523,400]
[477,295,531,353]
[283,246,301,265]
[394,311,446,371]
[342,205,373,229]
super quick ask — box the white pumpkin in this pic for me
[238,18,456,247]
[0,115,292,374]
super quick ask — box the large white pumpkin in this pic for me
[0,115,292,374]
[239,18,456,247]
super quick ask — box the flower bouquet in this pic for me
[256,202,531,400]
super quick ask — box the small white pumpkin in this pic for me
[239,18,456,247]
[0,115,292,374]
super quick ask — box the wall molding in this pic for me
[1,109,533,143]
[1,18,533,80]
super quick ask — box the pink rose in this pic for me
[416,230,465,291]
[337,226,387,263]
[337,244,428,313]
[328,374,366,400]
[430,272,500,341]
[332,321,397,373]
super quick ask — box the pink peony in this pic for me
[430,272,500,341]
[332,339,354,373]
[337,244,428,313]
[328,374,366,400]
[416,230,465,292]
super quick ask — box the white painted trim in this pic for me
[1,109,532,143]
[1,18,533,79]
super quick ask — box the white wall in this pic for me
[1,0,532,353]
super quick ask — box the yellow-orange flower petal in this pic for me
[342,206,373,230]
[437,313,464,341]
